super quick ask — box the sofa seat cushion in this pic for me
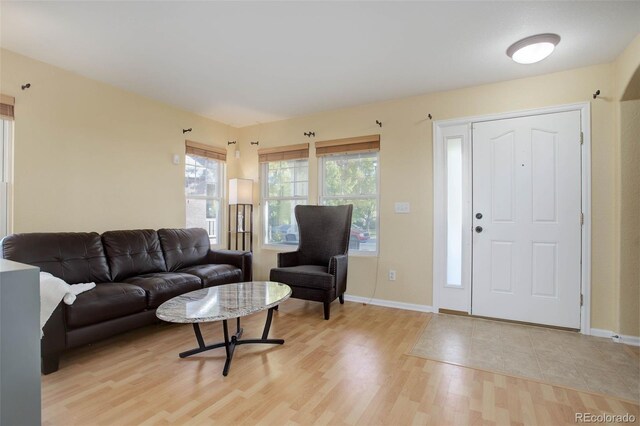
[124,272,202,308]
[66,283,147,329]
[269,265,334,290]
[178,264,243,288]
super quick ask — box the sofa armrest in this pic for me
[277,251,300,268]
[207,250,253,281]
[329,254,348,295]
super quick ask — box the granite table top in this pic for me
[156,281,291,323]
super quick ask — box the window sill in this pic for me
[261,244,299,252]
[261,244,378,258]
[348,250,379,258]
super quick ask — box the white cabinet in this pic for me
[0,259,41,426]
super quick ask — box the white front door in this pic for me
[471,111,582,328]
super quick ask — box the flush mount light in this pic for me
[507,33,561,64]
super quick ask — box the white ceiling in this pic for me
[2,1,639,127]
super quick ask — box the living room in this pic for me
[0,1,639,425]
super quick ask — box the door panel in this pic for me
[531,129,558,222]
[491,132,516,222]
[490,241,514,293]
[472,111,582,328]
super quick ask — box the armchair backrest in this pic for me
[295,204,353,266]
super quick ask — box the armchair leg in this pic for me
[339,294,344,304]
[323,302,330,320]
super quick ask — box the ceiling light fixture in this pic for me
[507,33,561,64]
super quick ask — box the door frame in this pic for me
[432,102,591,334]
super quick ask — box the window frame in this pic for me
[184,153,226,247]
[318,151,380,256]
[260,158,309,249]
[0,119,13,238]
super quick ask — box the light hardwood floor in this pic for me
[43,300,639,425]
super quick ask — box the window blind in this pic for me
[258,143,309,163]
[315,134,380,157]
[185,140,227,161]
[0,95,15,121]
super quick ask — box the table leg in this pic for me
[178,309,285,376]
[261,307,274,339]
[222,320,235,376]
[234,308,283,346]
[236,317,243,338]
[179,323,228,358]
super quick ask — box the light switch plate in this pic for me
[394,202,410,214]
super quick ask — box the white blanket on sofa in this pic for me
[40,272,96,337]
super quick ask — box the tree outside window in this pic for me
[185,154,224,245]
[261,159,308,245]
[320,152,379,253]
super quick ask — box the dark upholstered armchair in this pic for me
[270,204,353,320]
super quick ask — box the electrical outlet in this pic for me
[388,270,397,281]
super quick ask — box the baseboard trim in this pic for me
[589,328,640,347]
[343,294,435,313]
[589,328,612,338]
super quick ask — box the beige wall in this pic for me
[614,35,640,101]
[612,35,640,337]
[619,99,640,337]
[2,42,637,334]
[236,64,619,332]
[0,49,237,234]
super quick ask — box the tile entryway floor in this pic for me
[409,314,640,402]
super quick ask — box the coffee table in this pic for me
[156,281,291,376]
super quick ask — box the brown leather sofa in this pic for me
[0,228,252,374]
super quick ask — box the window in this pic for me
[319,150,379,253]
[1,119,11,238]
[0,94,14,239]
[184,141,226,245]
[446,137,463,287]
[261,159,309,245]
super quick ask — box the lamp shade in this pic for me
[229,178,253,205]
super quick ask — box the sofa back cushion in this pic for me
[157,228,210,271]
[0,232,111,284]
[101,229,167,281]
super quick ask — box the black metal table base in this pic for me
[179,307,283,376]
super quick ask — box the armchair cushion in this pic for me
[270,265,334,290]
[276,251,300,268]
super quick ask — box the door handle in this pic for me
[475,226,483,233]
